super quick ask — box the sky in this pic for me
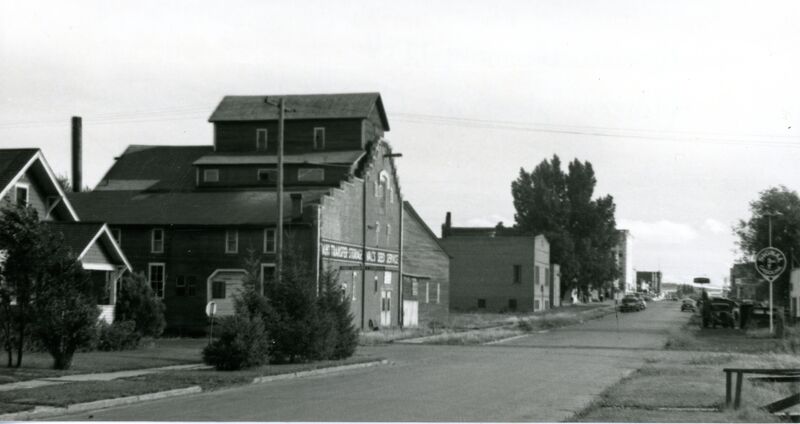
[1,0,799,287]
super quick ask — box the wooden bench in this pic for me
[724,368,800,411]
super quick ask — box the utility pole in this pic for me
[276,97,285,284]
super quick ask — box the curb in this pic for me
[483,334,527,345]
[0,386,202,421]
[252,359,388,384]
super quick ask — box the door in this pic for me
[403,300,418,327]
[381,290,392,327]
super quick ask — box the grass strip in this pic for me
[0,379,191,408]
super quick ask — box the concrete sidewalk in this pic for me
[0,363,209,392]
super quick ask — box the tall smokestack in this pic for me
[71,116,82,192]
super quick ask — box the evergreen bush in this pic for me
[116,272,166,338]
[95,320,140,351]
[202,315,270,370]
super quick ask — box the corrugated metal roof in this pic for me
[193,150,365,166]
[68,190,326,226]
[208,92,389,130]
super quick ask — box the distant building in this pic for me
[612,229,634,293]
[401,202,450,327]
[636,271,662,293]
[730,262,760,300]
[790,268,800,320]
[440,213,554,312]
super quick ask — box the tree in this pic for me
[32,251,99,369]
[735,186,800,307]
[511,155,620,298]
[116,272,166,338]
[0,205,53,367]
[318,269,358,360]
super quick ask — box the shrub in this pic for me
[317,271,357,360]
[202,316,270,371]
[95,320,140,351]
[32,256,100,370]
[116,272,166,338]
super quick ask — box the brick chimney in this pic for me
[71,116,82,192]
[442,211,452,238]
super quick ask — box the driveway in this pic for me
[52,301,689,422]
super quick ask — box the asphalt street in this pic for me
[53,301,689,422]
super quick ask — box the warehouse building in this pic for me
[440,213,555,312]
[69,93,404,334]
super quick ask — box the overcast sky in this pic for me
[2,0,799,287]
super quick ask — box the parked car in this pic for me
[619,295,645,312]
[632,292,647,309]
[681,298,696,312]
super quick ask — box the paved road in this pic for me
[53,301,688,422]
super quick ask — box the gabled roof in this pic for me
[95,145,213,192]
[0,149,79,221]
[68,190,326,226]
[403,201,450,257]
[45,221,132,271]
[208,92,390,130]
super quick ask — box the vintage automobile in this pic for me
[681,298,696,312]
[703,297,740,328]
[619,295,645,312]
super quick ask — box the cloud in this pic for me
[618,219,698,244]
[464,214,512,228]
[704,218,729,235]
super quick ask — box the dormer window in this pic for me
[297,168,324,182]
[14,184,28,207]
[204,169,219,182]
[256,129,268,151]
[313,127,325,150]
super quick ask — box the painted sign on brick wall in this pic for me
[321,240,399,268]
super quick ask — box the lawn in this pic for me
[665,314,800,354]
[0,338,206,384]
[575,327,800,423]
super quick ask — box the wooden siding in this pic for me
[82,240,113,265]
[214,119,364,154]
[197,164,349,188]
[112,224,314,335]
[402,208,449,326]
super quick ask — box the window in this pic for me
[513,265,522,284]
[204,169,219,182]
[375,222,380,244]
[383,272,392,286]
[436,283,441,304]
[256,129,268,151]
[263,228,276,253]
[534,265,540,286]
[212,281,226,299]
[257,169,277,182]
[148,263,165,298]
[261,264,276,286]
[411,279,419,296]
[545,267,550,286]
[425,282,430,303]
[14,185,28,208]
[478,298,486,309]
[374,180,380,198]
[297,168,324,182]
[374,275,379,293]
[112,228,122,247]
[386,224,391,239]
[151,229,164,253]
[313,127,325,149]
[508,299,517,311]
[225,230,238,254]
[176,276,186,296]
[186,276,197,296]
